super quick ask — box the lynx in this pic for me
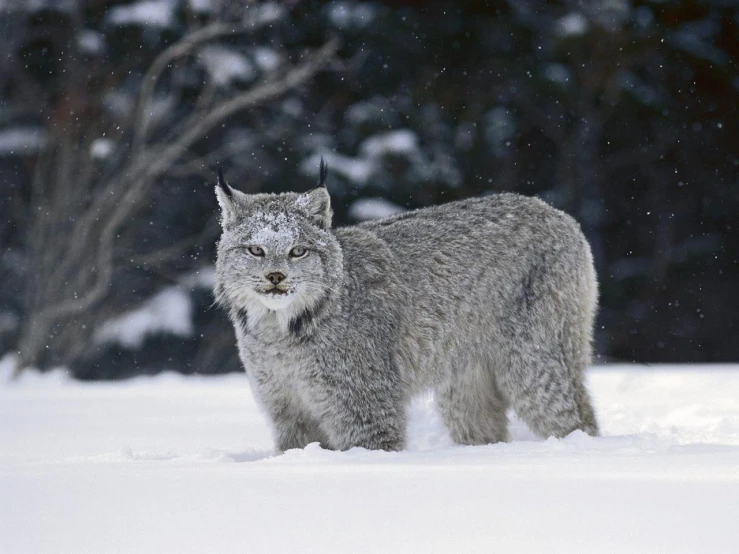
[214,162,599,451]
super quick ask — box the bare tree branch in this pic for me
[131,11,288,154]
[131,22,238,153]
[36,38,338,324]
[127,219,220,268]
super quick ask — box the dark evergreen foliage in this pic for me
[0,0,737,377]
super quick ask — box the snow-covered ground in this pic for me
[1,364,738,553]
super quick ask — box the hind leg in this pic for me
[502,249,599,437]
[437,367,509,445]
[504,347,598,438]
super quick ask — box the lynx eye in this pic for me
[289,245,307,258]
[246,245,265,257]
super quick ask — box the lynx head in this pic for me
[214,161,342,330]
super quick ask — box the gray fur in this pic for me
[214,180,599,452]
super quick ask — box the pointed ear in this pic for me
[318,157,328,187]
[214,166,245,228]
[298,158,331,229]
[300,186,332,230]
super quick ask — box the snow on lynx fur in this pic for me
[214,163,599,451]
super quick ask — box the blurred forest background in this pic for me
[0,0,736,379]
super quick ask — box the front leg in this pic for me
[314,361,407,451]
[259,393,329,452]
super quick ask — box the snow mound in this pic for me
[348,197,405,221]
[90,138,114,159]
[555,13,589,37]
[301,129,424,187]
[328,2,377,30]
[359,129,419,158]
[95,287,193,349]
[108,0,175,28]
[198,45,256,86]
[0,127,47,155]
[301,151,374,186]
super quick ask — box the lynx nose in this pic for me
[266,272,286,285]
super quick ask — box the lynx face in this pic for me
[214,182,342,322]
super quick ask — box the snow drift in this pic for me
[1,364,738,553]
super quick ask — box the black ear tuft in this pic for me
[318,157,328,188]
[217,164,233,198]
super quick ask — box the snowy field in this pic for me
[2,363,738,554]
